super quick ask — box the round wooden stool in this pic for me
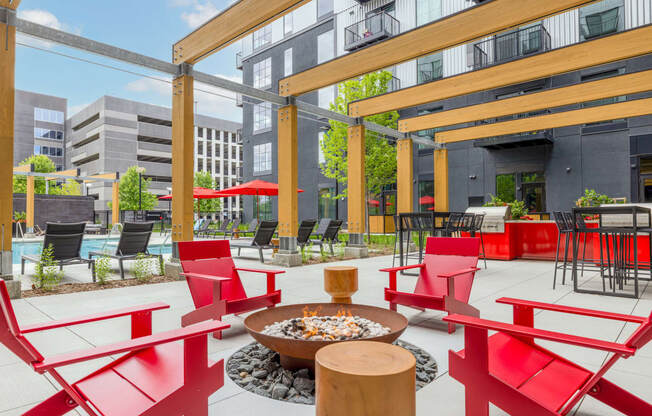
[323,266,358,304]
[315,341,416,416]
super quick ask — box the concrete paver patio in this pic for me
[2,252,651,415]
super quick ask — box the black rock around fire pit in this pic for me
[244,303,408,370]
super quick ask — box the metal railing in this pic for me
[417,60,443,84]
[344,12,400,51]
[480,109,553,138]
[387,75,401,93]
[473,24,551,70]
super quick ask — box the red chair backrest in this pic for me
[625,311,652,350]
[0,281,43,364]
[415,237,480,303]
[178,241,247,308]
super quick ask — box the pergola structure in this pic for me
[2,0,652,270]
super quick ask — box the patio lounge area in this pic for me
[2,253,650,416]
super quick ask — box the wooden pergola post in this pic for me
[26,175,34,233]
[345,124,368,258]
[112,177,120,225]
[171,70,195,257]
[397,139,414,214]
[434,146,449,212]
[275,104,301,266]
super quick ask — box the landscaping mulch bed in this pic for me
[22,275,179,298]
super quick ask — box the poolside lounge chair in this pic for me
[230,221,278,262]
[241,218,259,237]
[0,280,228,416]
[312,218,331,239]
[223,218,242,239]
[194,219,211,237]
[297,219,318,252]
[205,220,230,239]
[21,222,95,279]
[310,219,343,255]
[88,222,161,280]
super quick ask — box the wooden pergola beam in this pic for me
[173,0,309,64]
[0,0,21,10]
[279,0,597,97]
[350,25,652,117]
[46,168,79,181]
[435,97,652,144]
[399,69,652,132]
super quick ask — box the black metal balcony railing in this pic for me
[581,7,622,40]
[236,51,243,70]
[417,60,443,84]
[386,75,401,93]
[344,12,400,52]
[473,24,551,70]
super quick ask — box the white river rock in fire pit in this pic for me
[262,313,391,341]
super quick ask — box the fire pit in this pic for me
[244,303,408,370]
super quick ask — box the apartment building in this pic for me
[66,96,243,217]
[238,0,652,219]
[14,90,67,170]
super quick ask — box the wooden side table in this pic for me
[323,266,358,304]
[315,341,416,416]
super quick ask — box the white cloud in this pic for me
[179,1,219,29]
[125,74,242,123]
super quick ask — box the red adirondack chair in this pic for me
[178,240,285,339]
[0,280,229,416]
[444,298,652,416]
[380,237,481,333]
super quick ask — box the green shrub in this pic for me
[33,244,62,290]
[484,194,529,219]
[95,255,111,285]
[575,189,615,207]
[133,253,154,282]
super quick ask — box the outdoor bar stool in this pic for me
[470,214,487,269]
[552,211,573,289]
[444,212,464,237]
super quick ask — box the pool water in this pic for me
[11,239,172,264]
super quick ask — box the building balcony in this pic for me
[473,110,553,150]
[386,75,401,93]
[417,60,443,84]
[344,12,400,52]
[236,51,243,70]
[580,6,623,40]
[473,24,551,70]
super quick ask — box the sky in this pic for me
[14,0,243,122]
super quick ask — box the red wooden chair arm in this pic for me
[180,272,232,282]
[235,267,285,275]
[443,314,635,355]
[33,320,230,373]
[438,267,481,279]
[379,264,424,273]
[496,297,648,324]
[20,303,170,334]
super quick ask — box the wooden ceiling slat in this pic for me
[350,25,652,118]
[435,97,652,144]
[399,70,652,132]
[279,0,597,97]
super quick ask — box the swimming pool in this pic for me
[10,238,172,264]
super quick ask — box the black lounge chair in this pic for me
[88,222,161,280]
[21,222,95,279]
[297,219,318,252]
[223,218,242,239]
[205,220,230,239]
[194,219,211,237]
[310,219,343,255]
[312,218,331,239]
[230,220,278,262]
[241,218,259,237]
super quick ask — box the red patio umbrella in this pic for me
[158,187,223,200]
[419,195,435,205]
[217,180,304,221]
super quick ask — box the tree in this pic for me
[55,180,82,196]
[13,155,56,194]
[194,171,221,214]
[320,71,400,200]
[113,166,158,211]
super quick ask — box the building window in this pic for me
[197,141,204,155]
[318,86,335,109]
[579,0,624,41]
[207,129,213,140]
[417,53,443,84]
[496,174,516,203]
[318,30,334,64]
[521,172,546,212]
[318,187,336,220]
[34,128,64,140]
[317,0,334,19]
[253,102,272,132]
[416,0,442,26]
[253,25,272,50]
[34,145,40,155]
[418,180,434,213]
[284,12,293,35]
[253,142,273,174]
[284,48,293,77]
[318,132,326,164]
[253,57,272,89]
[198,158,204,171]
[34,108,64,124]
[255,195,273,220]
[417,107,443,149]
[197,127,203,138]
